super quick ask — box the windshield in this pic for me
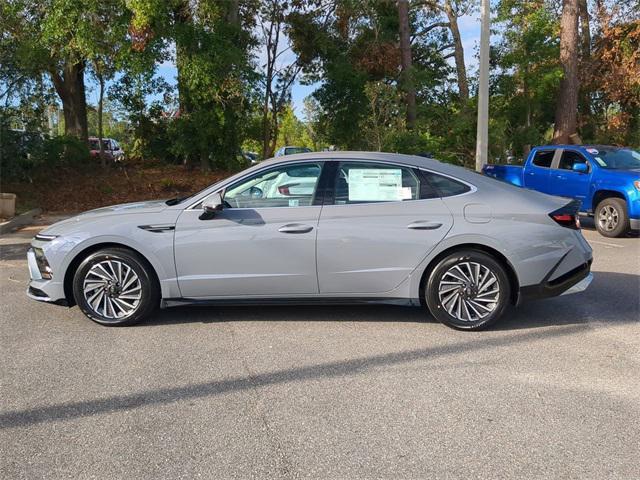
[589,148,640,170]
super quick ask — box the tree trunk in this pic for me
[444,0,469,103]
[553,0,580,144]
[398,0,417,129]
[97,71,105,168]
[49,62,89,141]
[578,0,591,117]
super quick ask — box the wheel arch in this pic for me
[418,243,520,305]
[592,189,626,212]
[63,242,161,307]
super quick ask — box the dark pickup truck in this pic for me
[483,145,640,237]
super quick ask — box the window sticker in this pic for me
[348,168,403,201]
[586,148,599,154]
[594,156,607,167]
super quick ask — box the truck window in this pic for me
[532,150,555,168]
[558,151,587,171]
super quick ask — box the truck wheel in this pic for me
[595,198,629,238]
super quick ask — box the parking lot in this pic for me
[1,222,638,479]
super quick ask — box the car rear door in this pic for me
[174,161,324,298]
[524,149,559,194]
[316,160,454,294]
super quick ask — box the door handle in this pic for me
[278,223,314,234]
[407,221,442,230]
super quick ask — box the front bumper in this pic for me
[26,247,67,305]
[518,259,592,303]
[630,218,640,230]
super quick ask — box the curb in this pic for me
[0,208,43,235]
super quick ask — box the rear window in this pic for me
[425,172,471,197]
[334,162,421,204]
[532,150,555,168]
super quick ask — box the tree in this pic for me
[494,0,561,155]
[258,0,303,158]
[553,0,580,144]
[398,0,417,129]
[422,0,472,104]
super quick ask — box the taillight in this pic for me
[549,201,581,230]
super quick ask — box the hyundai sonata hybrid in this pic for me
[27,152,593,330]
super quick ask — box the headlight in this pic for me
[33,247,53,279]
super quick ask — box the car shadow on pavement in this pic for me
[0,323,588,430]
[139,271,639,330]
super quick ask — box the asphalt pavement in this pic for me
[1,220,638,479]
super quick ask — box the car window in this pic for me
[224,162,323,208]
[558,150,587,171]
[424,172,471,197]
[333,162,421,204]
[532,150,555,168]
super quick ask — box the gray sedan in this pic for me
[27,152,593,330]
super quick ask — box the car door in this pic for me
[316,161,454,294]
[524,149,558,194]
[549,149,592,202]
[174,161,324,298]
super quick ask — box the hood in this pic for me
[40,199,169,236]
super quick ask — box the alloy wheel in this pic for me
[83,260,142,319]
[438,261,499,322]
[598,205,619,232]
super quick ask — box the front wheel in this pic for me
[425,250,511,331]
[72,248,159,326]
[595,198,629,238]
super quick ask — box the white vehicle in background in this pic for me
[89,137,125,163]
[274,146,312,157]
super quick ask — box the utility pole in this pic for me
[475,0,490,172]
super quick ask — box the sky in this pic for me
[89,12,483,120]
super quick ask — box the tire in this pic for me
[425,250,511,331]
[595,197,629,238]
[72,248,159,326]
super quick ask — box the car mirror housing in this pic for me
[200,192,224,220]
[572,162,589,173]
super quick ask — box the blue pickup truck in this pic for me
[483,145,640,237]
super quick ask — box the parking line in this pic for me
[588,240,625,248]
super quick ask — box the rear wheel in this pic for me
[595,197,629,238]
[425,250,511,331]
[72,248,159,326]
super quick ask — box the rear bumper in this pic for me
[518,259,592,303]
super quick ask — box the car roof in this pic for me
[258,151,489,184]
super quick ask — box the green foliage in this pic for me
[0,125,90,181]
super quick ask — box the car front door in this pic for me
[316,161,454,294]
[549,149,592,203]
[174,161,324,298]
[524,149,559,194]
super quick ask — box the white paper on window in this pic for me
[348,168,403,201]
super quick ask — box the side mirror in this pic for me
[572,162,589,173]
[199,192,224,220]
